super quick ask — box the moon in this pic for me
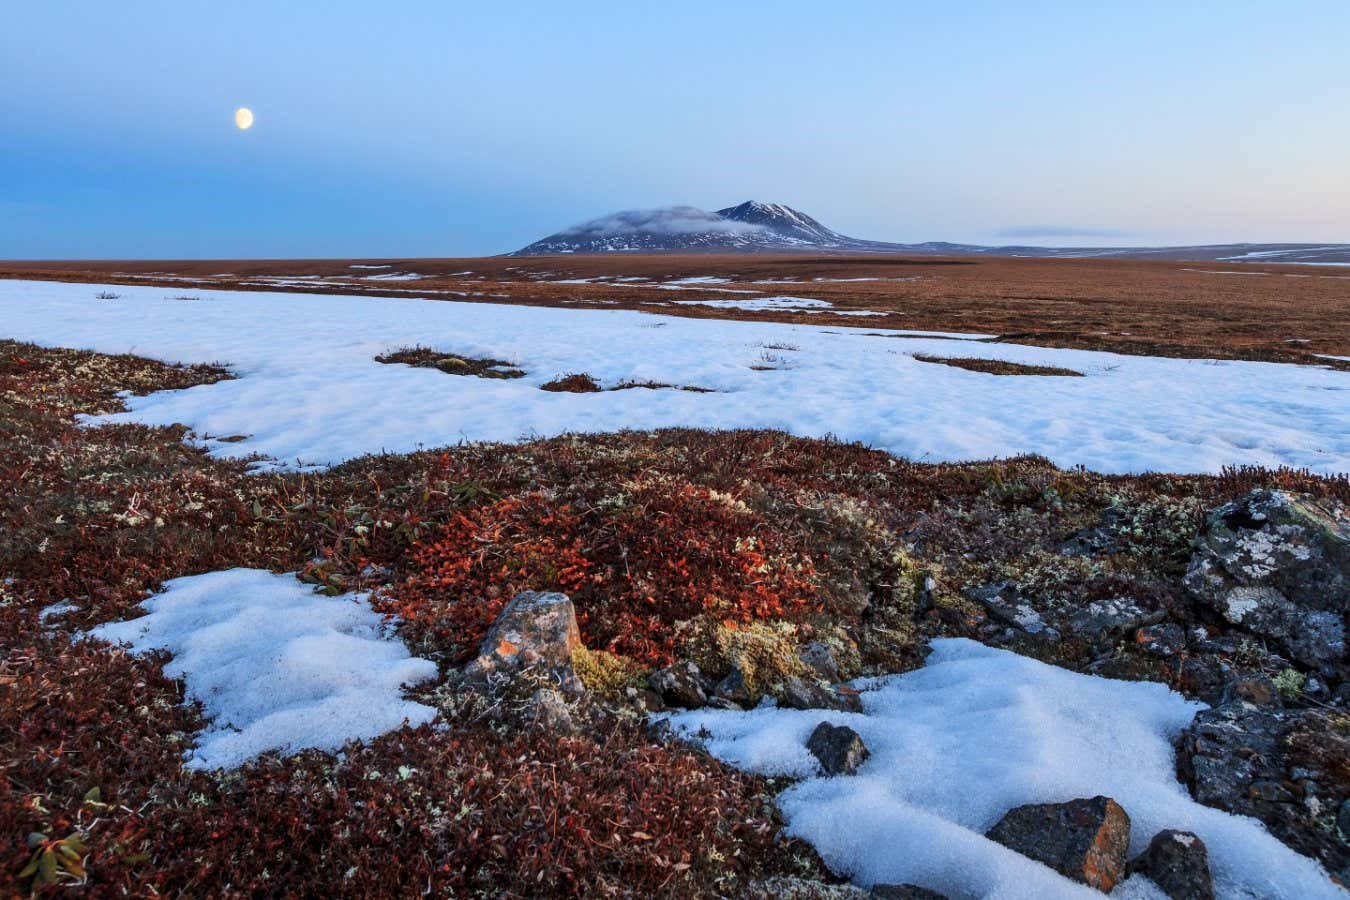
[234,107,254,130]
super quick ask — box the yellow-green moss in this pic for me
[571,645,647,699]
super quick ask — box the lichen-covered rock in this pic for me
[649,660,708,708]
[1134,623,1187,657]
[806,722,869,776]
[1177,701,1349,883]
[527,688,577,735]
[984,796,1131,892]
[967,582,1060,638]
[1128,830,1214,900]
[461,591,583,693]
[1068,596,1163,641]
[713,666,753,705]
[801,641,843,683]
[1183,490,1349,673]
[743,877,869,899]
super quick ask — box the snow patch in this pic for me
[85,569,437,770]
[664,639,1343,899]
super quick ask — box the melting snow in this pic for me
[85,569,437,770]
[664,639,1344,899]
[1,279,1347,475]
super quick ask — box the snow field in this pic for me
[2,279,1345,475]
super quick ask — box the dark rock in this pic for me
[461,591,583,694]
[1068,596,1164,641]
[1339,799,1350,839]
[1058,508,1128,557]
[1173,656,1237,707]
[713,666,753,705]
[800,641,843,683]
[967,582,1059,638]
[1184,489,1348,673]
[1177,702,1349,883]
[1129,830,1214,900]
[985,796,1131,892]
[870,885,947,899]
[1134,623,1187,657]
[782,677,864,713]
[648,660,708,708]
[806,722,870,776]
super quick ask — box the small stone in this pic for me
[624,686,665,713]
[870,885,947,899]
[806,722,869,776]
[1129,830,1214,900]
[1338,799,1350,839]
[649,660,708,708]
[713,666,753,705]
[782,677,862,712]
[527,688,576,735]
[1134,623,1187,657]
[800,641,842,683]
[968,582,1057,637]
[1220,673,1282,708]
[985,796,1131,892]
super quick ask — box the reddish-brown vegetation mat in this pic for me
[3,254,1348,366]
[3,339,1348,895]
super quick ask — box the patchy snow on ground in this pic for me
[675,295,834,311]
[1,279,1347,475]
[85,568,438,770]
[664,639,1344,900]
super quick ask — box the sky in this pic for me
[3,1,1348,258]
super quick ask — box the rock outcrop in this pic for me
[1184,489,1348,673]
[1177,700,1349,883]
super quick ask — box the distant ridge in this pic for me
[510,202,1350,263]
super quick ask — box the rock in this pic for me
[649,660,708,708]
[713,666,753,705]
[1183,489,1348,673]
[623,686,665,713]
[461,591,583,693]
[526,688,576,735]
[1129,830,1214,900]
[1069,596,1164,641]
[801,641,843,683]
[743,876,870,899]
[782,677,863,713]
[1219,673,1282,708]
[1177,701,1349,882]
[985,796,1131,892]
[870,885,948,899]
[1059,508,1128,558]
[967,582,1059,638]
[806,722,869,776]
[1134,623,1187,657]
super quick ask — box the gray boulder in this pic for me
[461,591,583,694]
[1183,489,1348,673]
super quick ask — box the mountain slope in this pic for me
[510,202,1350,261]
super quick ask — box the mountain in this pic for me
[510,202,1350,262]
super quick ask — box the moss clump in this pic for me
[711,621,810,698]
[572,645,646,699]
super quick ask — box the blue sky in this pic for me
[4,1,1347,258]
